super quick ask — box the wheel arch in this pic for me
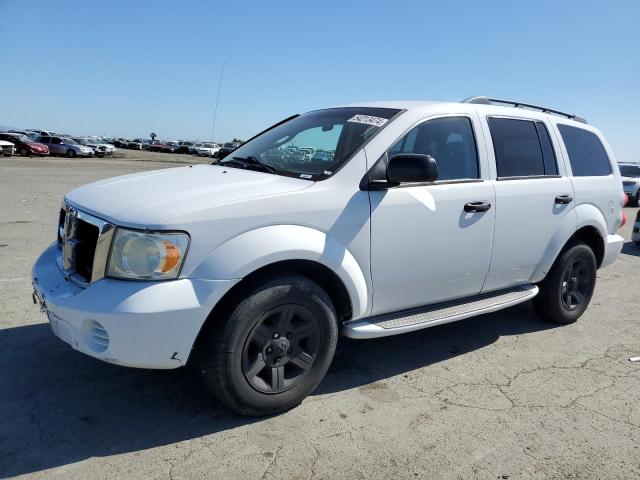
[186,225,370,364]
[189,224,370,319]
[531,204,607,283]
[189,258,354,365]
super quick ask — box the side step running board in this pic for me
[343,285,539,339]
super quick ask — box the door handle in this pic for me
[555,195,573,204]
[464,201,491,213]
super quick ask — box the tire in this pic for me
[199,274,338,416]
[19,147,30,157]
[533,242,597,324]
[635,191,640,207]
[66,149,76,158]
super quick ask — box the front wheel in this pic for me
[19,147,30,157]
[66,149,76,158]
[533,243,597,324]
[199,274,338,416]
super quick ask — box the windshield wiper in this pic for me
[223,156,280,175]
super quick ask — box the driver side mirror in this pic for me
[387,154,438,184]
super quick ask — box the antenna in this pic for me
[211,62,226,142]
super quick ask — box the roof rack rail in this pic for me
[461,96,587,124]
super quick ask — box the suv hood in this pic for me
[66,164,312,227]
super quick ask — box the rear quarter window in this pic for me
[558,124,612,177]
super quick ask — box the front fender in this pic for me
[189,225,370,319]
[530,203,607,283]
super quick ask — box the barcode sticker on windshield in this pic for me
[347,115,388,127]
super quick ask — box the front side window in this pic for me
[488,118,558,178]
[389,116,479,180]
[220,107,400,179]
[558,124,612,177]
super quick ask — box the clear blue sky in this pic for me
[1,0,638,162]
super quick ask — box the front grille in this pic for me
[623,181,635,187]
[75,220,99,280]
[57,204,114,285]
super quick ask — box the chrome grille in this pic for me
[57,202,115,286]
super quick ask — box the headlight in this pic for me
[107,229,190,280]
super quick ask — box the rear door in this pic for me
[49,137,64,155]
[480,116,576,292]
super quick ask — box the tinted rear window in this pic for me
[558,125,612,177]
[488,118,546,177]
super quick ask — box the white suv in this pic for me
[32,97,625,415]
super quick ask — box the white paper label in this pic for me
[347,114,388,127]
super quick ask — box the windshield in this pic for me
[9,134,33,143]
[62,137,79,145]
[620,165,640,177]
[220,107,400,179]
[74,138,89,145]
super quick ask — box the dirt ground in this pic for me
[1,154,639,479]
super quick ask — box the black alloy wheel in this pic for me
[533,242,597,324]
[199,274,338,416]
[560,257,591,311]
[242,304,320,394]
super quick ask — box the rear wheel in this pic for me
[66,149,76,158]
[533,243,597,324]
[19,147,30,157]
[199,274,338,416]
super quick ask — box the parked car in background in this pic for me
[188,142,203,154]
[0,139,15,157]
[161,141,181,153]
[37,136,94,157]
[195,142,220,157]
[147,140,165,152]
[111,138,130,148]
[311,150,334,162]
[633,210,640,245]
[620,163,640,206]
[0,132,49,156]
[174,141,194,154]
[125,138,145,150]
[218,142,241,159]
[26,129,55,137]
[74,137,116,157]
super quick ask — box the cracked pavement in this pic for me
[1,155,639,479]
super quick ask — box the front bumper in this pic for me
[32,244,238,369]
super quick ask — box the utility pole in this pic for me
[211,62,226,143]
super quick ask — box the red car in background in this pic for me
[0,132,49,156]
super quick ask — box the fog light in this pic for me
[82,319,109,353]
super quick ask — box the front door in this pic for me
[368,115,495,316]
